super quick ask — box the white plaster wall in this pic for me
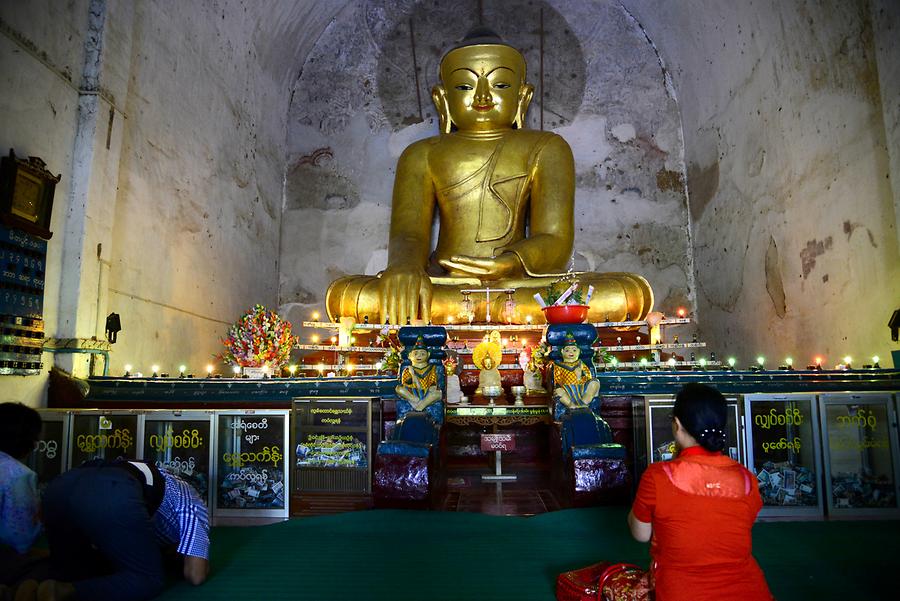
[624,0,900,367]
[872,0,900,251]
[106,0,294,376]
[2,0,344,399]
[279,0,693,331]
[0,1,90,406]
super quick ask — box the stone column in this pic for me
[55,0,132,376]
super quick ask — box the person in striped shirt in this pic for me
[0,403,45,595]
[33,459,210,601]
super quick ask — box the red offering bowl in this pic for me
[542,304,590,324]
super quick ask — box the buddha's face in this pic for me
[482,356,494,370]
[438,44,527,132]
[561,344,580,363]
[409,348,429,366]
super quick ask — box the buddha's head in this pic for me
[432,27,534,134]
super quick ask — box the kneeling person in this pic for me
[41,460,209,600]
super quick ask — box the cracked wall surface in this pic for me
[279,0,693,329]
[0,0,344,404]
[623,0,900,365]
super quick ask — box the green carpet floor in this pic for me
[157,508,900,600]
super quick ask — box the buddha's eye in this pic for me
[493,82,511,89]
[455,84,474,91]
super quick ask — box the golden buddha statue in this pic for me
[326,28,653,325]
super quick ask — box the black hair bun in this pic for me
[698,427,727,452]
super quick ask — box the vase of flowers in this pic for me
[376,327,403,375]
[220,305,297,375]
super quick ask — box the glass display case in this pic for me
[633,395,744,471]
[818,393,900,517]
[213,410,290,519]
[28,410,71,493]
[142,411,214,508]
[69,410,140,468]
[744,394,823,518]
[293,397,379,495]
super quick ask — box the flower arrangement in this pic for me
[376,327,403,374]
[526,341,550,370]
[220,305,297,369]
[545,278,585,305]
[443,353,458,376]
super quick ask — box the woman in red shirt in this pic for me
[628,384,773,601]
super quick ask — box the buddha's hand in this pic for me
[379,266,433,325]
[438,252,523,280]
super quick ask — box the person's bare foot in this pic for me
[35,581,74,601]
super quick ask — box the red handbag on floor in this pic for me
[597,563,653,601]
[556,561,653,601]
[556,561,614,601]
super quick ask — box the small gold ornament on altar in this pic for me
[503,290,518,324]
[457,291,475,324]
[443,352,462,405]
[472,330,502,396]
[519,344,546,394]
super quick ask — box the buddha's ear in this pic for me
[431,85,453,134]
[514,83,534,129]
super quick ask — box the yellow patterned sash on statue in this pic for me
[553,361,592,387]
[402,363,437,394]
